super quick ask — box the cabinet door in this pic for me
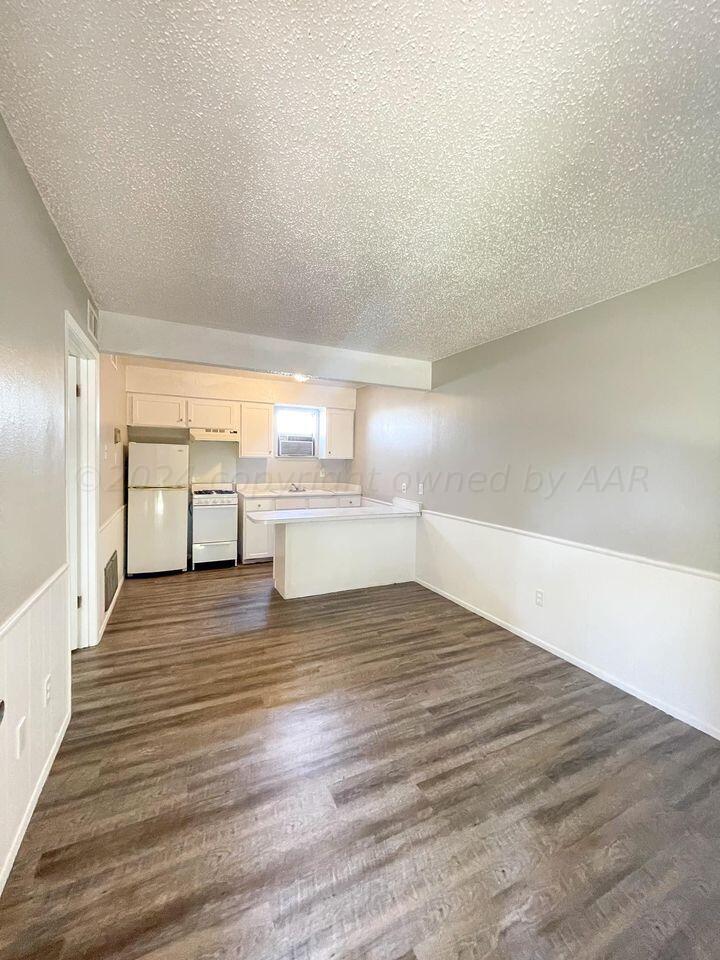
[187,398,240,430]
[241,403,274,457]
[324,408,355,459]
[243,510,274,561]
[130,394,187,427]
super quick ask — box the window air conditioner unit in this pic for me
[278,435,315,457]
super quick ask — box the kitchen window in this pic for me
[275,405,319,458]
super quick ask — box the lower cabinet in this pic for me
[241,498,275,562]
[275,497,309,510]
[240,494,362,563]
[308,496,337,509]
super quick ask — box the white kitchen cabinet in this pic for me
[319,408,355,459]
[241,403,274,458]
[130,393,187,427]
[187,398,240,430]
[309,496,338,509]
[241,497,275,562]
[240,491,363,563]
[275,496,309,510]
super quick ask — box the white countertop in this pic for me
[248,501,420,525]
[266,490,350,498]
[237,486,361,498]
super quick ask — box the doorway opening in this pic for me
[65,310,99,651]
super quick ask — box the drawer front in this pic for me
[245,498,276,512]
[275,497,309,509]
[337,495,361,507]
[193,542,237,564]
[308,496,337,509]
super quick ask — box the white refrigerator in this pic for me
[127,442,189,575]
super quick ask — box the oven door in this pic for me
[192,503,238,544]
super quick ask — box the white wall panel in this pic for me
[416,512,720,740]
[0,567,71,894]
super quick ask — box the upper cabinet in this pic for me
[319,408,355,459]
[130,394,187,427]
[127,391,354,461]
[241,402,274,458]
[187,398,240,430]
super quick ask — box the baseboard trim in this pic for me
[0,564,69,640]
[99,575,125,642]
[416,577,720,742]
[0,709,71,895]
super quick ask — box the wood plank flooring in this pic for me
[1,564,719,959]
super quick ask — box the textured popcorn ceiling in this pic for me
[1,0,719,360]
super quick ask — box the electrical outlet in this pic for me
[401,481,407,493]
[16,716,27,759]
[535,589,544,607]
[418,482,424,495]
[44,674,52,706]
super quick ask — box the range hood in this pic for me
[189,428,240,442]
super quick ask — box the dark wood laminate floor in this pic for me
[2,565,719,960]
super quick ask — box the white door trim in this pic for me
[65,310,100,649]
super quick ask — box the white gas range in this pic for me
[191,488,239,568]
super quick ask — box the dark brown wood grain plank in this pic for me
[1,564,718,960]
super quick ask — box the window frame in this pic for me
[273,404,320,459]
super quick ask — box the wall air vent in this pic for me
[87,299,99,343]
[104,550,119,611]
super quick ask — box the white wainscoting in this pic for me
[416,511,720,740]
[0,566,71,894]
[98,504,126,640]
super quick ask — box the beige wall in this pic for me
[353,261,720,574]
[99,355,127,527]
[0,117,90,624]
[190,441,354,487]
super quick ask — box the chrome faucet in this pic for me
[289,482,305,492]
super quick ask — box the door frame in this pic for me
[65,310,100,650]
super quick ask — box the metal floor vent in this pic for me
[104,551,119,611]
